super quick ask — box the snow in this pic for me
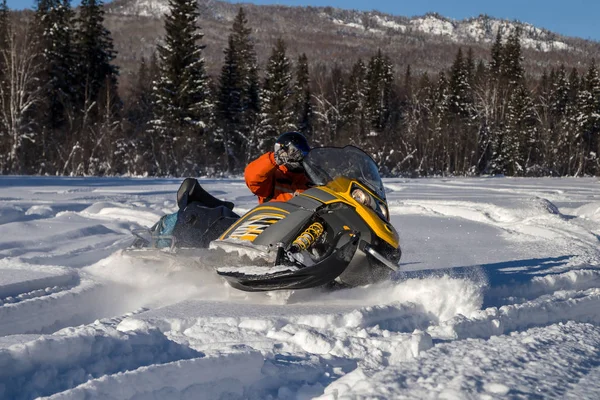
[411,15,455,37]
[110,0,170,17]
[372,15,407,32]
[0,176,599,399]
[218,264,299,275]
[326,11,571,52]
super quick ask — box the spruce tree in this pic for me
[75,0,118,112]
[448,48,472,119]
[489,30,503,78]
[575,60,600,175]
[217,7,259,173]
[551,65,573,174]
[36,0,77,128]
[492,84,537,176]
[448,48,475,173]
[502,28,524,88]
[34,0,78,174]
[550,66,569,117]
[151,0,213,175]
[293,53,313,137]
[366,49,394,134]
[488,27,526,175]
[256,38,294,154]
[339,59,368,143]
[74,0,120,174]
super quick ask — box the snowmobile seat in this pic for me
[177,178,235,210]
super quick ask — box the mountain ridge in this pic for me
[103,0,600,90]
[107,0,583,50]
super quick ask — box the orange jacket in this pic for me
[244,152,310,203]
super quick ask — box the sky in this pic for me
[9,0,600,41]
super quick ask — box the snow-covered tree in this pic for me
[217,7,260,173]
[75,0,118,113]
[448,48,473,119]
[447,48,477,173]
[70,0,120,175]
[489,30,503,78]
[340,58,368,142]
[558,68,582,175]
[32,0,78,174]
[0,15,43,174]
[293,53,312,138]
[151,0,213,175]
[574,60,600,176]
[366,49,395,134]
[502,28,524,88]
[493,84,537,175]
[256,38,294,154]
[36,0,77,129]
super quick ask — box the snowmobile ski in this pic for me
[216,231,361,291]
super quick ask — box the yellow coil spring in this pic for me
[292,222,324,251]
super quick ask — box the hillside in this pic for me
[104,0,600,89]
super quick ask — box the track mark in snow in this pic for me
[1,284,75,306]
[485,267,600,306]
[0,276,109,336]
[391,197,600,258]
[0,321,202,400]
[0,263,78,299]
[0,260,147,337]
[323,322,600,399]
[0,225,116,254]
[42,352,264,400]
[430,287,600,340]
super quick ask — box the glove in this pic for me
[274,143,305,171]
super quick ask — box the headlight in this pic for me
[351,188,374,208]
[379,203,389,221]
[352,186,389,221]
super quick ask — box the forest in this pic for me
[0,0,599,177]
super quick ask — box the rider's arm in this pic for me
[244,152,279,200]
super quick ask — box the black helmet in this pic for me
[275,131,310,157]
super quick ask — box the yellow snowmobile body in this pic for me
[212,146,401,291]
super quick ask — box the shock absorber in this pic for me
[291,222,324,252]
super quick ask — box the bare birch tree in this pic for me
[0,16,42,174]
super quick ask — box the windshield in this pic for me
[303,146,386,200]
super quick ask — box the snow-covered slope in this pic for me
[1,176,600,399]
[329,12,569,52]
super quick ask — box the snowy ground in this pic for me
[0,176,599,399]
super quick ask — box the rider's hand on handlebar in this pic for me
[274,142,305,171]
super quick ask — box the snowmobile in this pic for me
[130,146,401,292]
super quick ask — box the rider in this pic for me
[245,131,312,203]
[147,131,311,248]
